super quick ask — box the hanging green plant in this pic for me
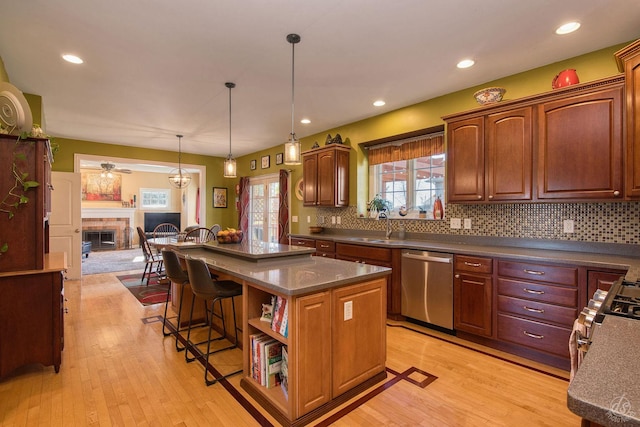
[0,135,40,255]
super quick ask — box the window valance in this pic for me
[368,134,444,165]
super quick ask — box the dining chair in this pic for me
[184,256,243,386]
[209,224,221,237]
[136,226,163,285]
[186,227,214,243]
[161,249,190,350]
[153,222,180,239]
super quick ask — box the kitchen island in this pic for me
[167,240,391,427]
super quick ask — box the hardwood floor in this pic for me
[0,271,580,426]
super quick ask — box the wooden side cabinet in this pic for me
[0,136,51,272]
[454,255,493,337]
[0,265,65,379]
[446,117,485,202]
[615,39,640,198]
[302,145,350,207]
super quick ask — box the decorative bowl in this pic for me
[216,229,243,244]
[309,226,324,234]
[473,87,506,105]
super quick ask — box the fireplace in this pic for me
[82,230,117,250]
[81,208,136,250]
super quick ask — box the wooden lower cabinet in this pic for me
[0,263,65,379]
[586,269,626,298]
[241,277,387,425]
[454,255,493,337]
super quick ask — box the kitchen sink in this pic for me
[343,237,388,243]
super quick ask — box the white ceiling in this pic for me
[1,0,639,160]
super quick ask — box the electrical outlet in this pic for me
[291,215,298,223]
[337,216,341,225]
[319,216,324,223]
[307,215,311,223]
[450,218,462,229]
[464,218,472,229]
[331,216,336,224]
[344,301,353,321]
[563,219,575,233]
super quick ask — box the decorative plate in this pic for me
[295,178,304,201]
[0,82,33,135]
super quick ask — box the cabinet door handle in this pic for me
[613,190,620,197]
[523,288,545,295]
[477,195,482,199]
[523,331,544,339]
[523,269,545,275]
[488,195,494,199]
[523,306,545,313]
[464,262,482,267]
[454,274,460,279]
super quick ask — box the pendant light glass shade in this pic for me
[223,82,237,178]
[284,33,301,165]
[168,134,192,189]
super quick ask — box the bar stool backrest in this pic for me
[161,250,189,285]
[184,257,219,300]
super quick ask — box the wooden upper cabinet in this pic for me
[537,84,624,200]
[615,39,640,199]
[446,117,485,202]
[486,107,533,201]
[302,145,350,207]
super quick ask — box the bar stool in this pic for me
[161,249,190,351]
[184,256,243,386]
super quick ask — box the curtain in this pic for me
[238,176,250,233]
[278,170,290,244]
[368,134,444,165]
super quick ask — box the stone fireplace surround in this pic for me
[81,208,136,250]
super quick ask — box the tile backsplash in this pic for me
[317,202,640,245]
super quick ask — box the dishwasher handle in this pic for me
[401,253,452,263]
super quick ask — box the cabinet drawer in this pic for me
[316,240,335,252]
[291,237,315,248]
[336,243,391,263]
[497,313,571,358]
[497,278,578,307]
[455,255,492,274]
[497,260,577,286]
[497,295,578,326]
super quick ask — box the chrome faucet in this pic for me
[385,214,392,239]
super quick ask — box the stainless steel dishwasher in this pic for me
[401,250,453,330]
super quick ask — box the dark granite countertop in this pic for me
[292,232,640,281]
[567,316,640,426]
[174,246,391,296]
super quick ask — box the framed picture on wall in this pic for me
[276,152,283,165]
[261,155,270,169]
[213,187,227,208]
[250,159,257,170]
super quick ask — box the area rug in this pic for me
[83,248,146,275]
[117,273,170,306]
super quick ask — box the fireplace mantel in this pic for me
[82,208,136,224]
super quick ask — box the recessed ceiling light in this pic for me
[300,118,311,124]
[373,100,386,107]
[62,54,84,64]
[457,59,475,69]
[556,21,581,35]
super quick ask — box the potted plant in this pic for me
[368,194,391,218]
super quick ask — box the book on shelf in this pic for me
[259,338,277,386]
[271,295,287,334]
[264,341,283,388]
[280,345,289,397]
[250,333,269,383]
[278,298,289,338]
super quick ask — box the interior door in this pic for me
[49,172,82,279]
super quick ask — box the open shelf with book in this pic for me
[240,277,388,426]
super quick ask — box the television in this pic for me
[144,212,181,233]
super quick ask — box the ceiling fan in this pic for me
[84,162,133,176]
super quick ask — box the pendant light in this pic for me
[284,33,301,165]
[223,82,237,178]
[168,134,192,188]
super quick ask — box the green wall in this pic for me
[20,39,634,234]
